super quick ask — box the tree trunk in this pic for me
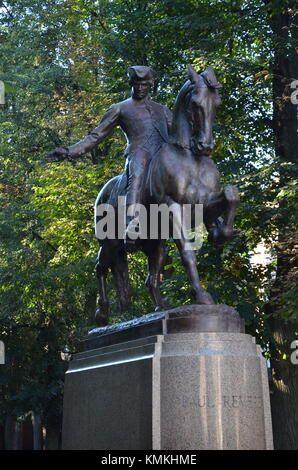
[32,413,43,450]
[264,1,298,449]
[21,415,34,450]
[4,415,21,450]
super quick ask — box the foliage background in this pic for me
[0,0,297,449]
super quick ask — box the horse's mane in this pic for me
[172,80,192,115]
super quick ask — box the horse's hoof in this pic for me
[95,307,109,327]
[208,225,238,247]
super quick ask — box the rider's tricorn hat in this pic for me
[127,65,155,85]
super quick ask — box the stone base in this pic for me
[62,305,273,450]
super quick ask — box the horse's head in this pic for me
[186,65,221,156]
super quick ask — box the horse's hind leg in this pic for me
[111,248,131,313]
[95,243,110,326]
[143,240,167,311]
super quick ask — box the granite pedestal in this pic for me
[62,305,273,450]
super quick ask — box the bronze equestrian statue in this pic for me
[46,65,239,326]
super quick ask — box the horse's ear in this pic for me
[187,64,199,84]
[201,66,222,89]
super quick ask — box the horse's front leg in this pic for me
[169,199,215,305]
[174,237,214,304]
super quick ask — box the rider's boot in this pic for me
[124,215,140,253]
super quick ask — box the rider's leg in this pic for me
[125,151,150,251]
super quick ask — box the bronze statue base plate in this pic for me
[84,304,244,351]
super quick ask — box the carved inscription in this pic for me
[198,395,263,408]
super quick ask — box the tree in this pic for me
[262,0,298,449]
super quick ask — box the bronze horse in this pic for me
[94,65,239,326]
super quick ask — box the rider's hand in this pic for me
[45,147,69,162]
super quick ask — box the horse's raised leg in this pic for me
[143,240,167,311]
[222,185,239,237]
[169,199,215,305]
[95,243,110,326]
[204,186,239,247]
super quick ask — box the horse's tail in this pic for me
[94,173,127,240]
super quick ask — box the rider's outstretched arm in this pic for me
[45,104,120,161]
[67,104,120,157]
